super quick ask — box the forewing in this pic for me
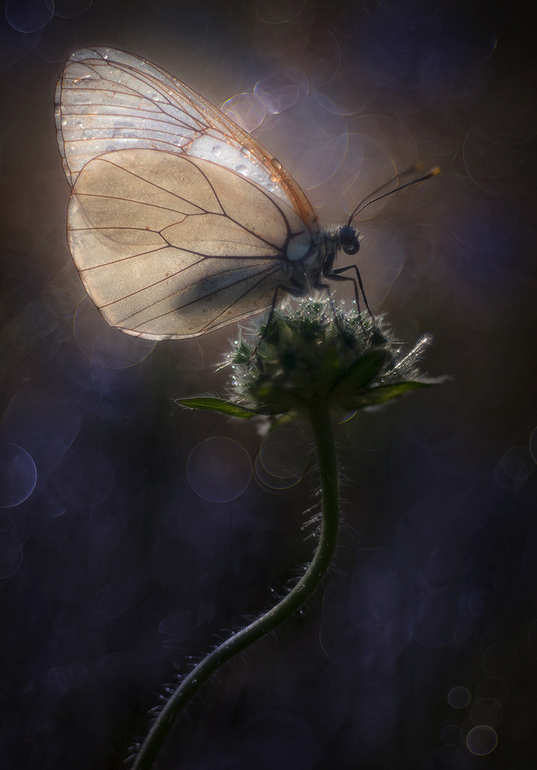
[56,47,319,232]
[68,149,314,339]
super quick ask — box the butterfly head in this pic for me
[337,224,360,256]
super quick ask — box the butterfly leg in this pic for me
[329,265,374,318]
[250,285,286,357]
[312,281,358,346]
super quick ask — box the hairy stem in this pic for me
[132,400,340,770]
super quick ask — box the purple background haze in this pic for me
[1,1,537,768]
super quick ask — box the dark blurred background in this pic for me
[1,0,537,768]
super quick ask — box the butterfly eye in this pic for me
[338,225,360,256]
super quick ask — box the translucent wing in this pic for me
[55,47,321,339]
[55,47,319,229]
[68,149,314,339]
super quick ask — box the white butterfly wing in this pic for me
[68,149,314,338]
[55,47,320,339]
[55,47,318,227]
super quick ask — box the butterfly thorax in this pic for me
[285,224,360,297]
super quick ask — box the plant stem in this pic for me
[132,400,340,770]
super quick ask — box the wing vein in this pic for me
[128,264,281,329]
[57,47,320,338]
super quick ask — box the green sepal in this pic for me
[338,380,433,410]
[175,397,258,419]
[328,349,389,400]
[247,384,304,414]
[266,408,307,432]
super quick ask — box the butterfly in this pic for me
[55,47,433,341]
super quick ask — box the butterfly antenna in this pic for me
[347,165,440,226]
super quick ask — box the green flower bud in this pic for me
[177,299,441,425]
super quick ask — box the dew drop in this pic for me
[271,157,282,170]
[240,145,251,157]
[269,174,278,183]
[236,164,247,174]
[212,145,222,157]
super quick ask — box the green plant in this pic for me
[131,298,440,770]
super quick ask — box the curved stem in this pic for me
[132,400,340,770]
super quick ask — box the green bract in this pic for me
[141,298,443,770]
[176,299,440,424]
